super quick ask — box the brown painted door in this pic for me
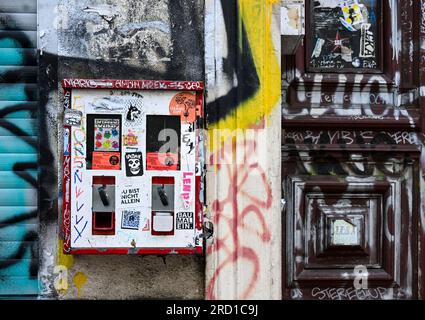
[282,0,424,300]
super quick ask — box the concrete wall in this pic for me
[36,0,205,299]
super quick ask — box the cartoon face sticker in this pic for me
[123,129,139,146]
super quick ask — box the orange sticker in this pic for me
[169,92,196,123]
[92,152,121,170]
[146,152,178,171]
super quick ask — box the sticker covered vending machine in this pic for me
[61,79,205,254]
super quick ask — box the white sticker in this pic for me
[153,213,174,232]
[360,23,375,58]
[281,4,305,36]
[311,38,325,58]
[118,186,142,208]
[64,109,83,127]
[331,219,359,246]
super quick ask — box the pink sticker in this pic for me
[181,172,193,209]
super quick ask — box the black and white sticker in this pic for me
[119,187,142,208]
[176,212,194,230]
[360,23,375,58]
[182,132,195,155]
[125,152,143,177]
[126,104,142,121]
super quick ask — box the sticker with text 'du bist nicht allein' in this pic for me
[119,186,142,208]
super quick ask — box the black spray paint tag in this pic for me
[125,152,144,177]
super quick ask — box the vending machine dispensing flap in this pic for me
[92,176,116,235]
[151,177,175,235]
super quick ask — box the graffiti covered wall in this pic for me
[1,0,206,299]
[204,0,282,299]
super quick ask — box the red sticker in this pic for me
[146,152,178,171]
[92,152,121,170]
[169,92,196,123]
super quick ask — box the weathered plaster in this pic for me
[37,0,205,300]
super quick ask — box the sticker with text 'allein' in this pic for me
[119,187,142,208]
[176,212,193,230]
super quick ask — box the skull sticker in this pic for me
[125,152,143,177]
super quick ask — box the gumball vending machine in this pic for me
[61,79,204,254]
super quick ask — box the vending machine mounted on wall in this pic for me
[61,79,205,254]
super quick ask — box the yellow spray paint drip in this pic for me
[57,239,88,298]
[208,0,281,151]
[73,272,88,298]
[55,239,74,295]
[57,239,74,269]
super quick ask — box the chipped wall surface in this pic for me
[58,254,205,299]
[36,0,205,299]
[57,0,204,80]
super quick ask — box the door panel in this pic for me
[282,0,422,300]
[282,149,419,299]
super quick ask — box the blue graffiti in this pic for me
[0,2,42,296]
[73,221,88,244]
[369,0,377,24]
